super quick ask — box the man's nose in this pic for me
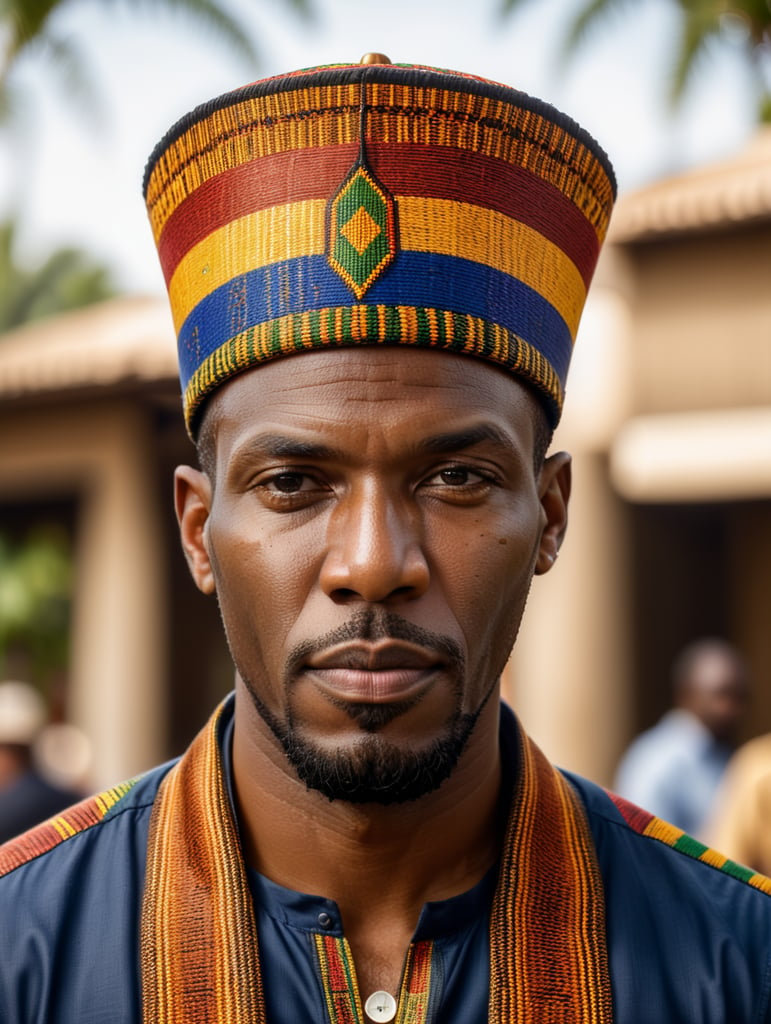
[319,484,430,604]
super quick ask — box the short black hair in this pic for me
[195,399,219,480]
[531,402,553,471]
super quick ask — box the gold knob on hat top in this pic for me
[359,53,391,65]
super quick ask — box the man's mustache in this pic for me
[285,610,465,679]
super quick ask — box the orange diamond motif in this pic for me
[340,206,382,254]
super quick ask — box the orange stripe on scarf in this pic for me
[141,701,612,1022]
[141,706,265,1023]
[490,730,613,1021]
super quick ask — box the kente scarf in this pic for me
[140,701,612,1022]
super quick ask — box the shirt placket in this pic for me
[313,932,436,1024]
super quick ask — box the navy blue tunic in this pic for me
[1,700,770,1022]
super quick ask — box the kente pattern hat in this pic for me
[144,56,616,437]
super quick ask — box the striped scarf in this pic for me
[140,702,612,1022]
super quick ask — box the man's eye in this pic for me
[254,470,330,510]
[267,472,309,494]
[428,465,488,487]
[438,467,472,486]
[419,465,496,497]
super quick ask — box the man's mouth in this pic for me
[304,641,444,703]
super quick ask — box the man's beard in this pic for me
[240,611,491,805]
[275,708,480,805]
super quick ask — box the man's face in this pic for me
[177,348,569,803]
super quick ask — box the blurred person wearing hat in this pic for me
[2,56,771,1023]
[0,681,84,844]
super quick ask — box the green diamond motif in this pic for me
[328,165,396,298]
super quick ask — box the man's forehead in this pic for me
[209,347,541,427]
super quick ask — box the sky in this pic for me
[0,0,759,295]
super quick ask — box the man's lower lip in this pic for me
[306,667,437,702]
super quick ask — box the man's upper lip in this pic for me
[305,641,443,672]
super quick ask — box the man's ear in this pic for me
[174,465,216,595]
[534,451,571,576]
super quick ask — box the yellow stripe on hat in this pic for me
[399,197,587,337]
[168,199,328,334]
[169,195,586,338]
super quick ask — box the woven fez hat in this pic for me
[144,55,616,438]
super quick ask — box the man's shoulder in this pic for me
[566,768,771,902]
[0,758,173,882]
[0,762,175,1023]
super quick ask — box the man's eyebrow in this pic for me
[230,425,515,463]
[232,434,338,461]
[419,424,515,454]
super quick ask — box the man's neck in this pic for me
[231,693,504,1000]
[230,693,504,929]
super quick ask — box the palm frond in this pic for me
[0,73,17,121]
[1,0,312,124]
[0,220,20,322]
[719,0,771,44]
[43,31,105,126]
[274,0,315,17]
[668,2,723,104]
[759,90,771,123]
[114,0,265,70]
[0,219,115,331]
[2,0,61,60]
[498,0,538,17]
[562,0,637,55]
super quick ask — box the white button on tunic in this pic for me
[364,990,397,1022]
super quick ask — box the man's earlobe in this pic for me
[535,452,571,576]
[174,465,216,595]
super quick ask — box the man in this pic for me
[2,56,771,1023]
[614,638,749,836]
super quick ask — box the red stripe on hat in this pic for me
[157,141,599,289]
[156,143,358,285]
[367,143,600,288]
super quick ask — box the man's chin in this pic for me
[282,723,477,805]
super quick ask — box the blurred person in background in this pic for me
[614,638,749,837]
[0,680,84,843]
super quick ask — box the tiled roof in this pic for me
[0,295,177,399]
[610,127,771,242]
